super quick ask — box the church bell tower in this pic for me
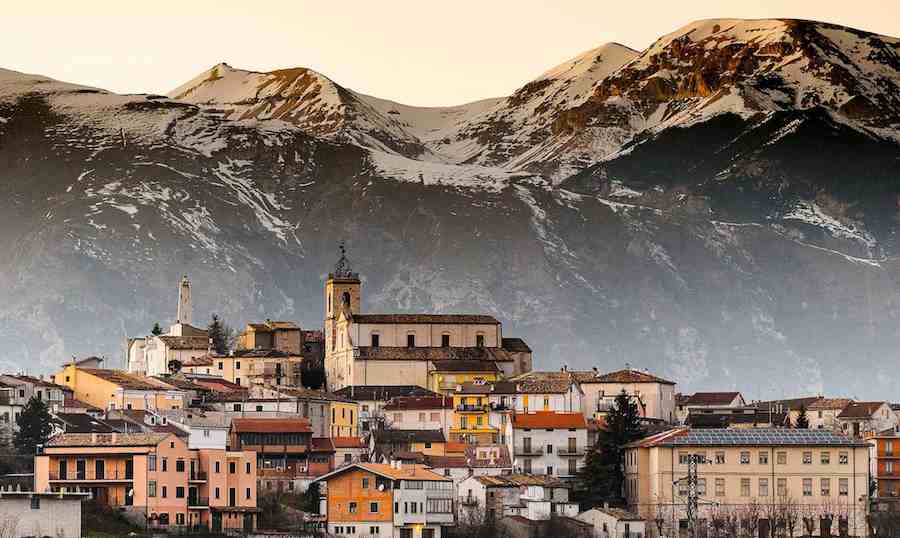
[176,275,192,326]
[325,242,361,357]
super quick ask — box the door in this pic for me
[76,459,86,480]
[212,512,222,533]
[229,488,236,506]
[243,513,254,533]
[124,487,134,506]
[58,460,67,480]
[95,459,105,480]
[125,459,133,479]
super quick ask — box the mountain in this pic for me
[1,18,899,397]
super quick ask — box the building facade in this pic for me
[505,412,588,479]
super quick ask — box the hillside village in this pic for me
[1,247,898,538]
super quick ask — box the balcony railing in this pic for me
[558,448,584,456]
[188,497,210,508]
[460,497,478,506]
[189,471,208,482]
[49,470,132,481]
[456,404,487,413]
[514,447,543,456]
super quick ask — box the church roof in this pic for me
[352,314,499,325]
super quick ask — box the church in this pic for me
[324,246,533,391]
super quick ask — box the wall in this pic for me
[325,469,393,523]
[581,381,676,423]
[354,323,501,349]
[0,496,84,538]
[509,427,588,478]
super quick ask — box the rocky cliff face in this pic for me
[1,18,899,397]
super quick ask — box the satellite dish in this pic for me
[378,484,385,491]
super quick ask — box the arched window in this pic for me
[342,291,351,306]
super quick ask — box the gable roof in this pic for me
[501,338,531,353]
[455,380,521,395]
[333,385,442,401]
[4,375,70,390]
[508,372,578,394]
[681,392,743,406]
[808,398,854,411]
[576,368,675,385]
[838,401,888,419]
[52,413,116,433]
[231,418,312,434]
[332,436,367,449]
[472,474,565,487]
[315,462,449,483]
[511,412,587,430]
[753,397,822,412]
[352,314,499,325]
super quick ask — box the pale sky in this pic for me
[4,0,899,106]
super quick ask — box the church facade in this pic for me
[324,248,532,391]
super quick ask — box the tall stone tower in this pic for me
[324,242,360,358]
[176,275,192,325]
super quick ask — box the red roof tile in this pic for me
[332,437,366,449]
[231,418,312,434]
[511,411,587,429]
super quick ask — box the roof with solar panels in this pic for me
[627,427,867,448]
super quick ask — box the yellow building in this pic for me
[428,360,501,395]
[624,428,870,537]
[53,366,186,411]
[236,321,302,355]
[179,353,303,388]
[450,391,497,444]
[329,398,359,437]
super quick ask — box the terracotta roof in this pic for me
[501,338,531,353]
[808,398,854,411]
[355,346,514,362]
[332,437,366,449]
[472,474,565,487]
[5,375,70,389]
[681,392,743,406]
[455,380,521,394]
[311,438,335,452]
[333,385,442,401]
[577,368,675,385]
[79,369,165,391]
[352,314,499,325]
[231,418,312,434]
[838,401,888,419]
[511,412,587,430]
[373,429,446,444]
[431,360,501,373]
[150,376,208,391]
[61,398,100,410]
[157,335,209,351]
[463,445,512,468]
[383,396,452,411]
[315,462,449,483]
[508,373,576,393]
[47,432,170,447]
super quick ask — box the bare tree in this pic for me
[650,499,671,538]
[709,505,727,538]
[741,500,762,538]
[724,506,740,538]
[779,496,799,538]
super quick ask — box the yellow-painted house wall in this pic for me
[429,371,500,395]
[329,401,359,437]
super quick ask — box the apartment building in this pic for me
[624,428,869,537]
[808,399,854,430]
[837,401,897,438]
[333,385,442,434]
[52,367,186,411]
[505,411,588,479]
[457,474,578,522]
[250,385,360,437]
[34,432,257,533]
[868,428,900,498]
[236,320,303,355]
[428,360,501,395]
[383,396,453,438]
[574,368,677,423]
[315,462,454,538]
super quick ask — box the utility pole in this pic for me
[676,454,704,538]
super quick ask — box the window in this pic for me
[888,461,895,474]
[176,487,185,499]
[233,404,242,411]
[888,440,895,455]
[162,486,168,498]
[215,487,220,499]
[802,478,812,496]
[176,460,185,473]
[407,334,416,348]
[475,334,485,347]
[839,478,849,496]
[176,513,185,526]
[229,462,236,474]
[697,478,707,496]
[821,478,831,496]
[369,502,378,513]
[371,334,379,347]
[246,487,251,499]
[441,334,450,347]
[148,481,157,497]
[425,442,432,449]
[362,478,370,489]
[161,458,168,472]
[215,461,221,473]
[149,455,157,471]
[740,451,750,464]
[427,499,453,513]
[218,362,223,370]
[679,453,690,465]
[430,412,440,421]
[255,405,263,412]
[546,466,553,475]
[30,497,39,510]
[777,451,787,465]
[839,451,849,464]
[393,413,402,424]
[370,527,380,535]
[678,479,688,497]
[344,454,352,463]
[349,502,357,513]
[715,478,725,496]
[759,451,769,465]
[802,451,812,464]
[759,478,769,497]
[235,361,241,370]
[715,451,725,464]
[741,478,751,497]
[419,412,426,422]
[777,478,788,497]
[821,452,831,465]
[568,458,577,476]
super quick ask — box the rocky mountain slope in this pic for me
[1,18,899,397]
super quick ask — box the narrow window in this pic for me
[407,334,416,348]
[441,334,450,347]
[476,334,485,348]
[371,334,380,347]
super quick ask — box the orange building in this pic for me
[869,430,900,498]
[315,462,454,538]
[35,432,257,533]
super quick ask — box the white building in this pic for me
[0,490,89,538]
[837,401,898,438]
[577,507,647,538]
[457,474,577,522]
[675,392,746,423]
[505,411,588,479]
[808,399,854,430]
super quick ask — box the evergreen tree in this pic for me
[302,482,321,514]
[151,322,163,336]
[577,390,646,508]
[795,404,810,429]
[14,396,53,455]
[208,314,229,355]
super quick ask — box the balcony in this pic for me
[456,404,487,413]
[460,496,478,506]
[558,448,585,457]
[49,470,132,482]
[189,471,208,482]
[514,447,543,457]
[188,497,210,509]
